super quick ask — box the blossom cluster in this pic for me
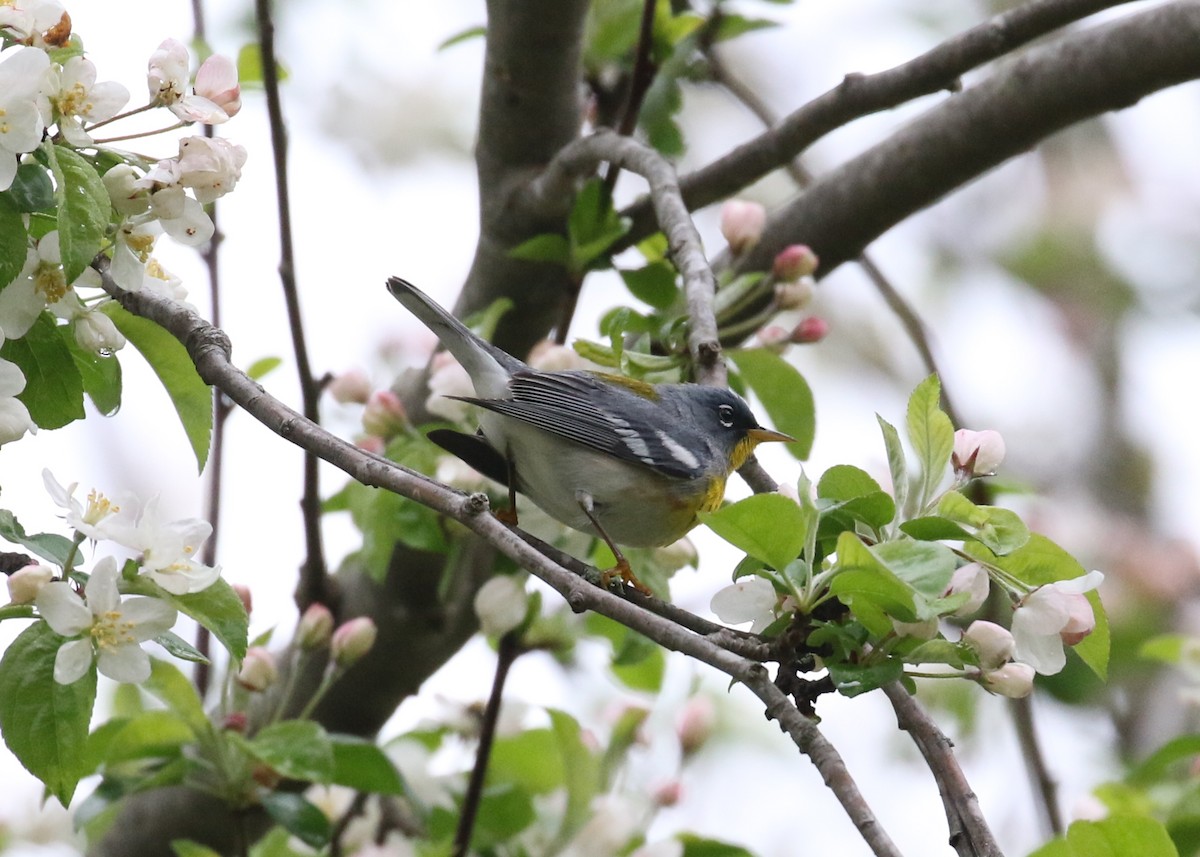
[5,469,223,684]
[0,3,246,447]
[710,427,1104,699]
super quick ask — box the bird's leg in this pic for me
[575,491,652,595]
[495,457,519,526]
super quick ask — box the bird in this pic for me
[387,276,794,593]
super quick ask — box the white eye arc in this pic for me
[718,404,735,428]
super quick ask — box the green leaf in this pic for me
[968,534,1109,680]
[876,415,908,522]
[247,720,335,783]
[0,622,97,805]
[162,578,249,662]
[699,493,806,571]
[438,24,486,50]
[729,348,815,459]
[1028,816,1179,857]
[549,709,601,841]
[9,163,55,212]
[44,143,109,284]
[0,312,85,428]
[619,262,679,309]
[568,179,630,268]
[937,491,1030,555]
[171,841,224,857]
[235,43,289,87]
[1130,734,1200,785]
[143,657,210,735]
[830,532,918,630]
[153,631,209,664]
[677,834,758,857]
[0,191,29,288]
[712,14,779,42]
[586,613,664,692]
[874,539,956,598]
[101,303,212,472]
[260,793,330,849]
[60,324,122,415]
[330,735,405,795]
[488,729,563,794]
[905,374,953,509]
[900,516,973,542]
[817,464,896,530]
[103,710,193,764]
[508,233,570,266]
[245,356,282,381]
[825,658,905,697]
[1140,634,1188,665]
[0,508,75,565]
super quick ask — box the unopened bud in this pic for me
[528,340,588,372]
[221,711,248,732]
[945,562,990,617]
[327,369,371,405]
[356,435,385,455]
[719,199,766,256]
[772,244,818,282]
[755,325,790,353]
[332,617,377,667]
[653,781,683,807]
[676,695,716,756]
[791,316,829,344]
[774,278,815,311]
[893,617,939,640]
[652,538,698,573]
[952,429,1005,477]
[74,312,126,355]
[963,620,1015,670]
[979,662,1035,698]
[474,575,528,637]
[232,584,253,616]
[7,563,54,604]
[236,647,278,692]
[297,603,334,649]
[362,390,408,438]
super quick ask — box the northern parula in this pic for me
[387,277,794,592]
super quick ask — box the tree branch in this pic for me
[729,1,1200,277]
[883,683,1003,857]
[621,0,1140,245]
[95,270,902,857]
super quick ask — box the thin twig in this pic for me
[454,634,522,857]
[254,0,329,605]
[527,130,725,385]
[96,266,903,857]
[329,791,370,857]
[1008,695,1063,836]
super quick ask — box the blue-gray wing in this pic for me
[454,371,705,480]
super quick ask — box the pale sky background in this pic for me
[2,1,1198,855]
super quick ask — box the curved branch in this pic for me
[622,0,1139,242]
[97,272,902,857]
[528,130,725,383]
[732,1,1200,276]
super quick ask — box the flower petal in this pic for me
[36,583,92,635]
[54,638,94,684]
[120,596,178,640]
[84,557,121,614]
[97,644,151,683]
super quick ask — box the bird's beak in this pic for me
[748,427,796,444]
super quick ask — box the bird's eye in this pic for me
[718,404,735,428]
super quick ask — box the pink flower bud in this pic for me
[236,647,278,692]
[774,278,815,311]
[7,563,54,604]
[194,54,241,119]
[676,695,716,756]
[963,620,1015,670]
[952,429,1005,477]
[332,617,377,667]
[653,781,683,807]
[791,316,829,344]
[755,324,790,352]
[221,711,248,732]
[772,244,818,282]
[361,390,408,439]
[327,369,371,404]
[297,603,334,649]
[233,584,253,616]
[528,340,588,372]
[719,199,766,256]
[979,662,1035,698]
[945,562,990,617]
[356,435,385,454]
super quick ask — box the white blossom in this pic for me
[176,135,246,204]
[44,55,129,146]
[710,576,778,633]
[0,0,65,43]
[1011,571,1103,675]
[473,574,527,637]
[952,429,1006,477]
[425,351,473,422]
[108,496,221,594]
[36,557,177,684]
[0,336,35,444]
[0,47,50,190]
[147,39,239,124]
[43,468,127,540]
